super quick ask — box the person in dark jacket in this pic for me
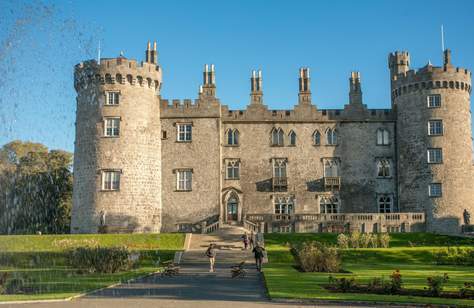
[252,243,266,272]
[205,243,217,272]
[241,232,249,250]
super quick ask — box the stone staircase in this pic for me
[181,225,255,266]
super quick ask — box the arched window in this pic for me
[271,128,284,146]
[326,128,337,145]
[226,160,240,179]
[227,129,239,145]
[313,130,321,146]
[324,159,339,177]
[289,130,296,146]
[320,196,339,214]
[377,159,391,177]
[378,195,392,213]
[376,129,390,145]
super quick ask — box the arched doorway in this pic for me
[227,193,239,222]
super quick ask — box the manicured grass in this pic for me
[0,233,185,302]
[263,233,474,306]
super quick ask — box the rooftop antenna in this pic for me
[441,24,445,52]
[97,40,101,63]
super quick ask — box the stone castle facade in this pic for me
[71,41,474,235]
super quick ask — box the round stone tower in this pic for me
[71,42,162,233]
[390,49,474,234]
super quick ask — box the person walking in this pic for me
[252,242,266,272]
[249,231,255,249]
[205,243,217,272]
[241,232,249,250]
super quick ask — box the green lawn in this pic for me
[263,233,474,306]
[0,233,185,302]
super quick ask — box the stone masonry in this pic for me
[71,42,474,235]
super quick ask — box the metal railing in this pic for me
[324,176,341,190]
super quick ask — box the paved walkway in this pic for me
[5,226,379,307]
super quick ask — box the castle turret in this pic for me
[391,49,473,234]
[250,69,263,104]
[349,71,363,105]
[298,67,311,104]
[72,42,163,233]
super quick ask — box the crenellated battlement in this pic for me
[74,57,162,92]
[160,98,221,118]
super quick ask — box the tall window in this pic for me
[271,128,284,146]
[104,118,120,137]
[289,130,296,146]
[376,129,390,145]
[429,183,442,197]
[106,92,120,105]
[427,95,441,108]
[273,159,287,178]
[313,130,321,146]
[320,196,339,214]
[177,124,192,142]
[427,148,443,163]
[227,129,239,145]
[226,160,240,179]
[274,196,294,215]
[323,159,339,177]
[326,128,337,145]
[176,170,192,191]
[428,120,443,136]
[377,159,391,177]
[102,170,120,190]
[378,195,392,213]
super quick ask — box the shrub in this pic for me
[378,233,391,248]
[67,246,133,274]
[337,234,349,249]
[368,233,378,248]
[367,277,382,291]
[0,272,8,294]
[433,247,474,266]
[349,231,360,248]
[459,282,474,298]
[359,233,371,248]
[291,241,341,273]
[328,275,357,293]
[389,269,402,294]
[426,273,449,296]
[4,274,37,294]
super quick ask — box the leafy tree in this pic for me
[0,140,72,234]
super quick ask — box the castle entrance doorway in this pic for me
[227,194,239,221]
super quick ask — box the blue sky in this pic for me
[1,0,473,152]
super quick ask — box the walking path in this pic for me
[6,225,378,307]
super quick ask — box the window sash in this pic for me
[226,162,240,179]
[106,92,119,105]
[427,95,441,108]
[290,132,296,145]
[428,121,443,135]
[105,118,120,136]
[377,160,390,177]
[177,171,192,190]
[103,171,120,190]
[274,198,294,214]
[314,132,321,145]
[177,124,192,141]
[378,196,392,213]
[429,183,442,197]
[427,149,442,163]
[273,162,287,177]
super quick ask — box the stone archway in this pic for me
[222,188,243,224]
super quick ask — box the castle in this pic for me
[71,41,474,235]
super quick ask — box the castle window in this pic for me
[274,196,294,215]
[289,130,296,146]
[177,124,192,142]
[428,120,443,136]
[378,195,392,213]
[323,159,340,177]
[271,128,284,146]
[102,170,120,191]
[320,196,339,214]
[429,183,442,197]
[226,129,239,145]
[273,159,287,178]
[106,92,120,105]
[376,159,391,178]
[427,148,443,164]
[376,128,390,145]
[226,160,240,180]
[427,95,441,108]
[313,130,321,146]
[326,128,337,145]
[161,130,167,139]
[104,118,120,137]
[176,170,192,191]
